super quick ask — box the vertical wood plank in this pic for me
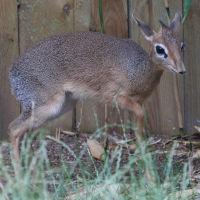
[73,0,91,31]
[93,0,127,38]
[0,0,20,140]
[19,0,74,50]
[184,0,200,134]
[129,0,183,135]
[19,0,75,133]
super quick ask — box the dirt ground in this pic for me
[2,131,200,183]
[46,131,200,182]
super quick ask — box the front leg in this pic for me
[117,95,154,182]
[117,95,144,148]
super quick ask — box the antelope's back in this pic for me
[9,31,147,108]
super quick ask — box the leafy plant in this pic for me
[182,0,193,24]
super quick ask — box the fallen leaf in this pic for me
[87,139,105,161]
[101,132,136,143]
[176,140,200,146]
[109,144,118,150]
[183,132,200,139]
[111,137,137,153]
[115,139,133,145]
[148,138,162,145]
[194,126,200,132]
[129,144,137,153]
[162,135,180,146]
[61,128,77,136]
[162,136,200,147]
[193,149,200,158]
[121,144,137,153]
[156,150,189,156]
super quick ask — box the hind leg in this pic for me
[9,93,77,173]
[8,112,32,173]
[9,111,50,173]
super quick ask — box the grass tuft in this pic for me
[0,106,198,199]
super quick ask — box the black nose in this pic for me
[179,71,186,74]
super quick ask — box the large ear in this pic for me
[169,11,182,34]
[132,14,155,41]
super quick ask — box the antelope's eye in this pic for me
[156,45,165,55]
[155,44,168,59]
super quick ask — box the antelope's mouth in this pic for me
[169,67,178,74]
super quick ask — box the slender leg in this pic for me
[8,93,77,175]
[8,114,30,174]
[11,136,21,173]
[117,95,144,149]
[117,95,154,183]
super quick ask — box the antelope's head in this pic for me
[133,11,186,74]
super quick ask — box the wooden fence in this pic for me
[0,0,199,140]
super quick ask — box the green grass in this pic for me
[0,103,198,199]
[0,127,198,199]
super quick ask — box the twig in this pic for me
[58,127,60,141]
[188,143,193,177]
[105,103,108,133]
[55,128,58,143]
[76,101,83,132]
[104,103,108,151]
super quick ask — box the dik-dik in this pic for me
[9,12,185,169]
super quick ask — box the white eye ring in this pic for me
[155,43,168,59]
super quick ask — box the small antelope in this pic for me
[9,12,185,169]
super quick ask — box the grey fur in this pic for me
[10,31,162,113]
